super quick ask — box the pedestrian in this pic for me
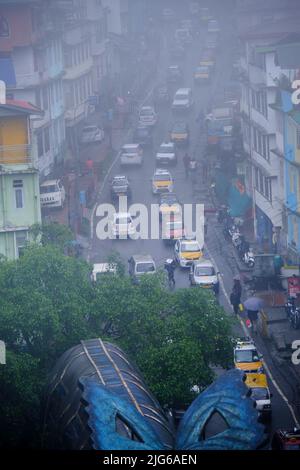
[183,153,190,179]
[247,309,259,334]
[230,276,242,315]
[189,157,198,193]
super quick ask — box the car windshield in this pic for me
[169,67,179,73]
[136,262,155,273]
[160,194,177,204]
[140,108,154,116]
[82,127,96,133]
[113,179,127,186]
[250,387,269,401]
[195,266,215,276]
[235,350,260,363]
[196,67,208,73]
[115,216,131,225]
[40,185,57,193]
[181,242,200,252]
[167,221,183,230]
[173,123,186,132]
[175,93,188,100]
[154,174,171,181]
[159,145,174,153]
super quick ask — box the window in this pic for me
[15,231,28,257]
[13,180,23,209]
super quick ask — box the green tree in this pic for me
[29,222,74,253]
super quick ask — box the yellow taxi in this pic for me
[170,121,189,146]
[234,338,264,373]
[159,192,181,221]
[245,373,272,419]
[152,169,173,194]
[174,237,203,268]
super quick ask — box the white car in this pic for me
[111,212,135,238]
[128,254,156,282]
[156,142,177,165]
[189,259,220,293]
[40,179,65,209]
[80,125,104,144]
[208,19,220,33]
[174,238,203,268]
[172,88,194,111]
[120,143,143,166]
[152,169,174,194]
[138,106,157,127]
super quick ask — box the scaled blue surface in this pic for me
[80,369,265,450]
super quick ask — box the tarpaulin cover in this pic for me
[228,181,252,217]
[0,57,16,87]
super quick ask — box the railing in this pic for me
[0,144,34,166]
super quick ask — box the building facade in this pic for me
[0,97,42,260]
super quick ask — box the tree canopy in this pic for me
[0,244,233,447]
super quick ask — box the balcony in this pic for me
[0,145,36,168]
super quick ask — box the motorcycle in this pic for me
[242,248,255,268]
[223,222,238,241]
[290,307,300,329]
[285,296,296,320]
[231,230,243,249]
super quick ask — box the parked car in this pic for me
[110,175,131,201]
[189,259,220,293]
[172,88,194,111]
[174,237,203,268]
[200,49,216,70]
[170,121,189,146]
[138,106,157,127]
[205,32,219,49]
[272,428,300,450]
[91,263,117,282]
[110,212,135,239]
[156,142,177,166]
[199,7,213,23]
[152,168,173,194]
[167,65,183,84]
[120,143,143,166]
[40,179,66,209]
[208,19,220,33]
[162,7,175,22]
[128,254,156,283]
[80,125,104,144]
[133,126,153,148]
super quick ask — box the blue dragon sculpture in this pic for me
[43,338,265,450]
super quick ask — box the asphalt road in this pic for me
[90,10,297,438]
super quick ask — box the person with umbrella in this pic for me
[244,297,264,335]
[230,276,242,315]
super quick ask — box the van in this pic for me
[172,88,194,111]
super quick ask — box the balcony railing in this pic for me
[0,144,35,166]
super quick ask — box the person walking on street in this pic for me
[247,309,259,335]
[183,153,190,179]
[189,157,198,194]
[230,277,242,315]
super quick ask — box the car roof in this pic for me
[176,88,191,94]
[154,168,171,175]
[131,254,155,263]
[82,125,97,130]
[40,179,60,186]
[114,212,132,218]
[160,141,174,147]
[140,105,154,111]
[122,143,140,149]
[113,175,127,180]
[169,65,179,69]
[193,259,214,268]
[179,238,198,244]
[245,373,268,389]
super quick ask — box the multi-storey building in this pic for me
[0,0,66,178]
[0,92,42,260]
[239,17,300,252]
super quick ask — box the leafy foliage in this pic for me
[0,246,233,447]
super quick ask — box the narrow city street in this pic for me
[89,7,299,438]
